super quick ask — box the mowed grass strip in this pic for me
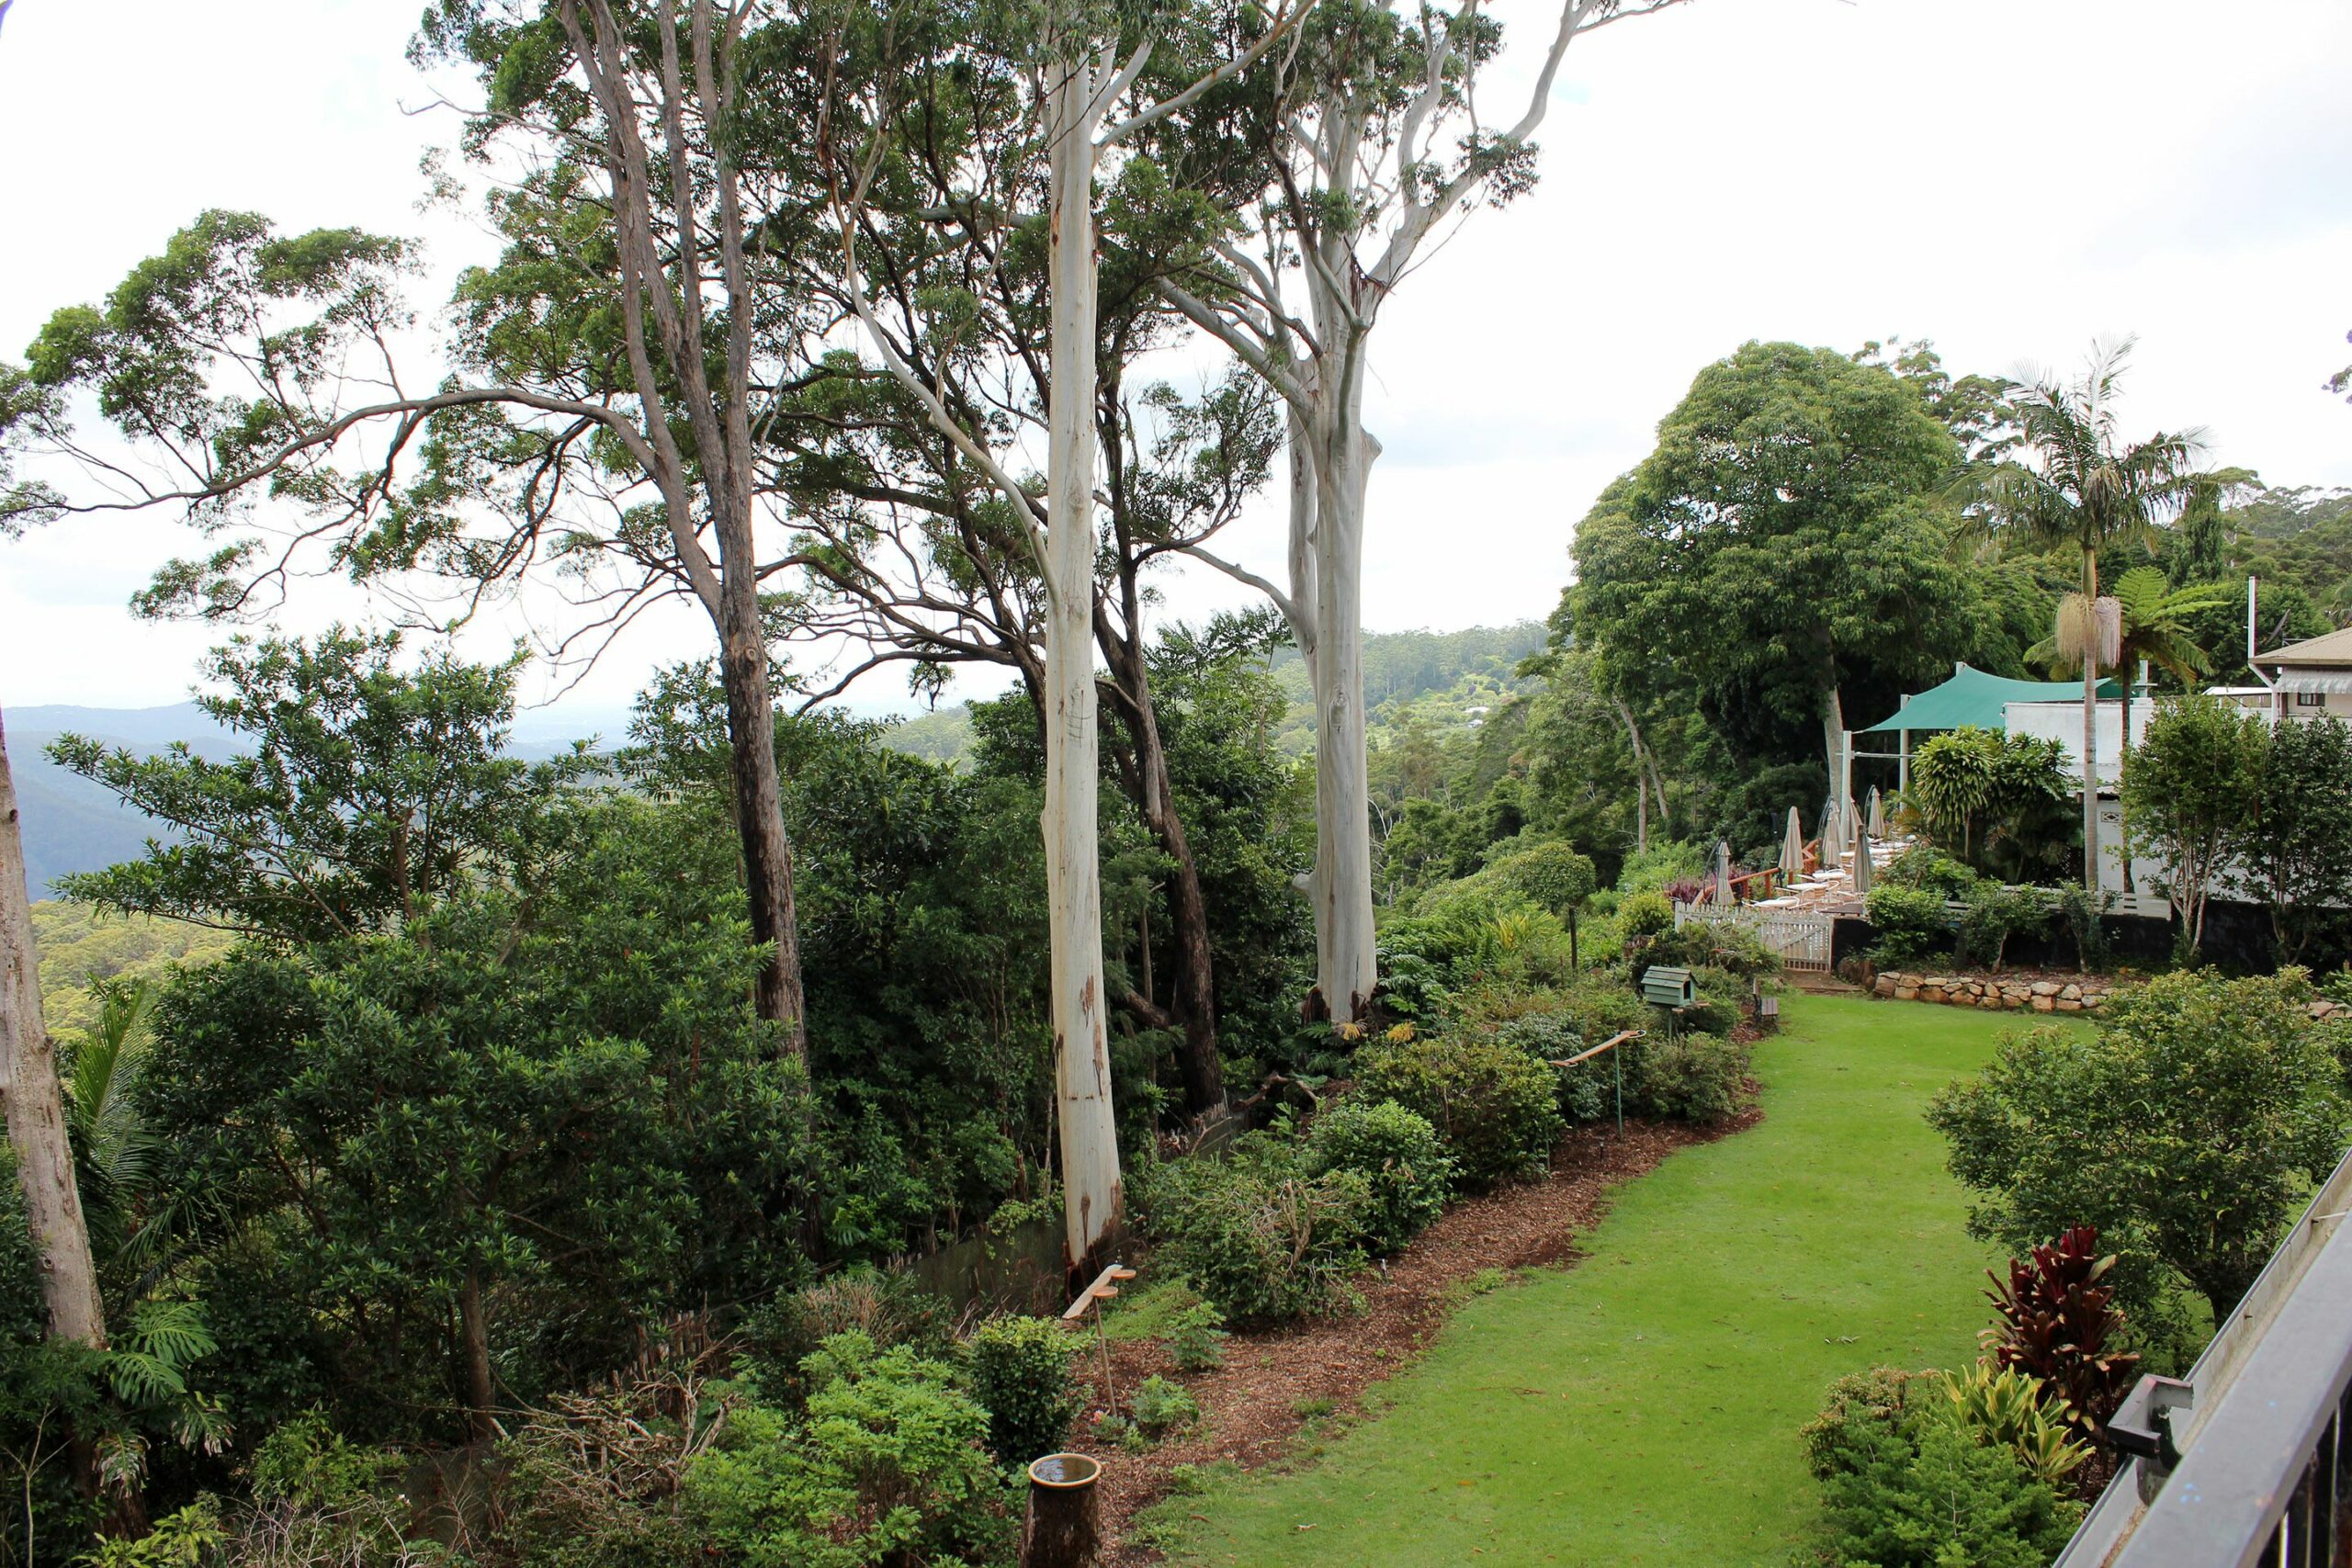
[1159,992,2057,1566]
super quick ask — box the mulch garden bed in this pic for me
[1085,1101,1764,1562]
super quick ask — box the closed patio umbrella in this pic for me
[1850,814,1872,895]
[1715,840,1734,904]
[1780,807,1804,886]
[1819,799,1843,872]
[1866,786,1885,840]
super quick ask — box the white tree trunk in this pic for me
[1612,696,1650,855]
[1298,266,1383,1020]
[1043,61,1122,1272]
[1305,372,1378,1023]
[0,707,107,1348]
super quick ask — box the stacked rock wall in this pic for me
[1871,971,2109,1013]
[1869,970,2352,1023]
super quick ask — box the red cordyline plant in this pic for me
[1981,1225,2142,1439]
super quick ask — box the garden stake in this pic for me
[1550,1030,1643,1139]
[1063,1262,1136,1414]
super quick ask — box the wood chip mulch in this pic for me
[1084,1100,1765,1562]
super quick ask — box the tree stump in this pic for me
[1022,1452,1102,1568]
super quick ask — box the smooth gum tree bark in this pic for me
[0,707,107,1349]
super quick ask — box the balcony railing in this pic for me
[2055,1144,2352,1568]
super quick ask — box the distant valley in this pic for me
[8,622,1545,894]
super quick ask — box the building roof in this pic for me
[2254,626,2352,670]
[1860,663,2123,734]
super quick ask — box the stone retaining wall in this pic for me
[1871,970,2112,1013]
[1871,969,2352,1023]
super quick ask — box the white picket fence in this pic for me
[1672,899,1834,972]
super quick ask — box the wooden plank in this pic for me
[1548,1029,1642,1069]
[1059,1263,1136,1321]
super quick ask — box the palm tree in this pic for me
[62,978,165,1268]
[2030,565,2231,887]
[1961,340,2204,890]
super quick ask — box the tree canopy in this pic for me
[1571,341,1978,770]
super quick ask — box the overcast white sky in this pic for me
[3,0,2346,726]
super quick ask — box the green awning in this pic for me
[1861,664,2123,734]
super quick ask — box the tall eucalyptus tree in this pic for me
[3,2,862,1049]
[0,707,107,1353]
[822,0,1298,1269]
[1152,0,1690,1022]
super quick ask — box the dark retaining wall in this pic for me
[1835,904,2322,976]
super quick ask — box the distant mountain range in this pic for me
[7,623,1548,896]
[9,705,232,898]
[5,702,621,899]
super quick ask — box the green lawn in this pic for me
[1156,993,2058,1566]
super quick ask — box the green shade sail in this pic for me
[1861,663,2124,734]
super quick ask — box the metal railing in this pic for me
[2056,1145,2352,1568]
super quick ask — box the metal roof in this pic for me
[1860,663,2123,734]
[2253,625,2352,669]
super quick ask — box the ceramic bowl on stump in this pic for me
[1021,1452,1102,1568]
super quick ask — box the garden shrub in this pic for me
[1679,963,1745,1033]
[1354,1036,1564,1191]
[1555,976,1645,1043]
[1374,904,1501,1021]
[683,1333,1013,1568]
[740,1267,953,1395]
[1636,919,1781,981]
[2052,884,2115,973]
[1616,889,1674,941]
[1816,1404,2083,1568]
[1128,1375,1202,1440]
[1164,1303,1228,1373]
[1928,968,2352,1327]
[1442,974,1641,1049]
[1804,1366,2084,1568]
[1142,1145,1372,1327]
[1477,904,1579,988]
[1982,1225,2140,1441]
[1881,844,1979,898]
[1939,1363,2091,1489]
[968,1315,1080,1466]
[1555,1057,1623,1126]
[1866,884,1952,965]
[1956,882,2055,971]
[1492,1013,1609,1122]
[1624,1030,1751,1125]
[1304,1099,1454,1257]
[1492,840,1599,965]
[1802,1367,1931,1480]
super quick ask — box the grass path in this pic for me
[1157,993,2046,1566]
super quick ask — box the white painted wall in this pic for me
[2003,698,2160,785]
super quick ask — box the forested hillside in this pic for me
[878,624,1550,771]
[28,901,233,1035]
